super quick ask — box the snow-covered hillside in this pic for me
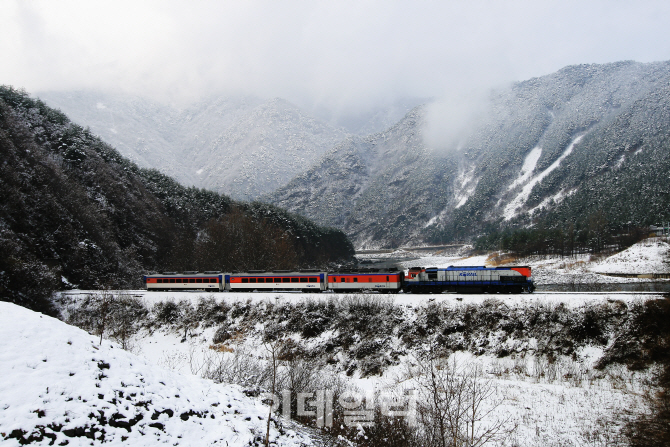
[590,239,670,274]
[0,302,315,446]
[37,92,348,200]
[270,60,670,247]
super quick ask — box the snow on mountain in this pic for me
[37,60,670,247]
[270,60,670,247]
[503,134,584,221]
[37,92,348,200]
[0,302,315,446]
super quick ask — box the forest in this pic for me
[0,86,354,316]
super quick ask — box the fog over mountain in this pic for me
[268,60,670,247]
[37,60,670,248]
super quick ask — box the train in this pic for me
[143,265,535,294]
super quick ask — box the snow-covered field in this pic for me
[2,239,668,445]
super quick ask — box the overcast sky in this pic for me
[2,0,670,121]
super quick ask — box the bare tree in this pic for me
[94,290,114,346]
[411,356,516,447]
[264,335,281,447]
[108,291,147,350]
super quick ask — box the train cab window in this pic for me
[283,278,291,283]
[250,278,257,283]
[309,277,317,283]
[291,278,299,283]
[241,278,249,283]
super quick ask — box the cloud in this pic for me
[1,0,670,120]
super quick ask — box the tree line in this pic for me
[474,210,650,257]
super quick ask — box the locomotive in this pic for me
[144,265,534,294]
[403,266,535,294]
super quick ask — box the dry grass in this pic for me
[209,344,235,353]
[556,260,587,270]
[486,252,520,266]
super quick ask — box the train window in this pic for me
[189,278,195,283]
[241,278,248,283]
[291,278,299,283]
[257,278,264,283]
[386,276,389,281]
[183,278,189,283]
[196,278,202,283]
[273,278,280,283]
[157,279,163,283]
[250,278,257,283]
[299,277,308,283]
[340,278,346,283]
[283,278,291,283]
[309,277,317,283]
[353,278,358,283]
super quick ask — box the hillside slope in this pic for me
[267,108,456,248]
[0,302,315,446]
[268,60,670,247]
[0,86,354,314]
[37,92,348,200]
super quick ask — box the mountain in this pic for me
[37,61,670,249]
[37,91,349,200]
[0,86,354,314]
[267,60,670,247]
[265,108,456,248]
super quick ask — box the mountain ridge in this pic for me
[37,60,670,248]
[270,60,670,247]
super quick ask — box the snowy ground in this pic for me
[3,238,668,445]
[65,288,654,446]
[0,302,315,446]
